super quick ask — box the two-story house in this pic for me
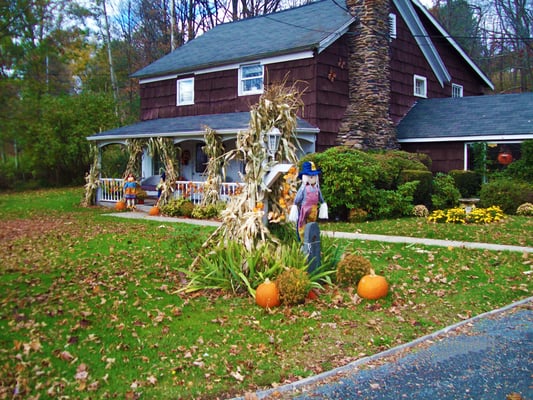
[88,0,529,203]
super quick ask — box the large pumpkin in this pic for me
[149,206,160,216]
[255,279,280,308]
[115,200,126,211]
[357,270,388,300]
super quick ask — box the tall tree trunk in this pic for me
[101,0,120,120]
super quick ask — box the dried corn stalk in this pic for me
[195,81,305,258]
[81,144,100,207]
[123,138,146,180]
[202,127,225,206]
[148,137,180,206]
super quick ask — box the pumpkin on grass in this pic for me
[255,279,280,308]
[357,269,389,300]
[115,200,126,211]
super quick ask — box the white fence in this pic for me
[98,178,242,205]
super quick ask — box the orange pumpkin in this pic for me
[115,200,126,211]
[255,279,280,308]
[149,206,160,216]
[357,270,388,300]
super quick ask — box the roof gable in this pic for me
[393,0,451,87]
[410,0,494,90]
[132,0,355,79]
[397,93,533,142]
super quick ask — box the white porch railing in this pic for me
[99,178,124,202]
[98,178,242,205]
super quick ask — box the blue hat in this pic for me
[298,161,321,179]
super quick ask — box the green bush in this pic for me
[160,197,195,217]
[479,179,533,214]
[449,170,482,198]
[303,147,429,220]
[400,169,433,206]
[431,173,461,210]
[191,202,225,219]
[372,151,430,190]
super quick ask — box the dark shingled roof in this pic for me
[397,93,533,142]
[131,0,354,79]
[87,112,318,141]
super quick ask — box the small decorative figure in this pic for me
[289,161,328,240]
[156,171,166,203]
[123,174,138,210]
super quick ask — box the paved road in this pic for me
[242,298,533,400]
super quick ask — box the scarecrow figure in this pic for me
[124,174,138,209]
[289,161,328,240]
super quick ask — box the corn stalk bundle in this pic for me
[81,144,100,207]
[123,138,146,180]
[253,82,304,223]
[201,127,225,206]
[148,137,179,206]
[194,82,305,260]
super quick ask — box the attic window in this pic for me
[389,13,397,40]
[239,64,264,96]
[452,83,463,98]
[413,75,427,98]
[177,77,194,106]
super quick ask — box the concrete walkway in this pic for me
[108,208,533,253]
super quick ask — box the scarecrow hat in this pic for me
[298,161,321,179]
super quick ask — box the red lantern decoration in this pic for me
[497,152,513,165]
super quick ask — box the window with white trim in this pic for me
[177,77,194,106]
[239,64,264,96]
[413,75,427,98]
[452,83,463,98]
[389,13,397,40]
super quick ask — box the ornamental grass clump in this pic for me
[336,253,372,287]
[276,267,311,306]
[412,204,429,218]
[516,202,533,216]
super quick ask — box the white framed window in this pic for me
[413,75,427,98]
[452,83,463,98]
[239,64,264,96]
[177,77,194,106]
[389,13,397,40]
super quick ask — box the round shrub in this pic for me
[479,179,533,214]
[516,202,533,216]
[276,268,311,306]
[160,198,195,217]
[412,204,429,217]
[336,254,372,287]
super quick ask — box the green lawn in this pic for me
[0,188,531,399]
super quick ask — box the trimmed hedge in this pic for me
[449,169,482,198]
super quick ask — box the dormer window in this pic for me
[452,83,463,98]
[414,75,427,98]
[239,64,264,96]
[389,13,397,40]
[177,77,194,106]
